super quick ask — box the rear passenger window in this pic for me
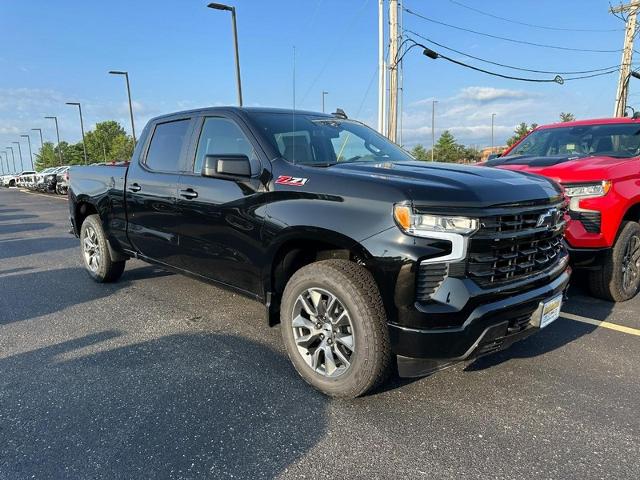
[145,119,190,172]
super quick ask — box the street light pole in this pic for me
[32,128,44,149]
[12,141,24,171]
[66,102,88,164]
[491,113,496,151]
[1,152,6,174]
[108,70,137,146]
[44,116,63,165]
[322,91,328,113]
[431,100,438,162]
[207,3,243,106]
[7,146,16,172]
[20,135,34,170]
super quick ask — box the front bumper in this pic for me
[390,265,570,363]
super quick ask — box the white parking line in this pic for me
[19,189,67,201]
[561,312,640,336]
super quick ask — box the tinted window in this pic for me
[247,112,413,165]
[146,119,191,172]
[508,123,640,159]
[194,117,257,173]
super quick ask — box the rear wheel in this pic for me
[588,221,640,302]
[280,259,392,398]
[80,214,126,283]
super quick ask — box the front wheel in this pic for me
[280,259,392,398]
[588,221,640,302]
[80,214,126,283]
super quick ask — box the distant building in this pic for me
[480,145,507,161]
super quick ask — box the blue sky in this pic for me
[0,0,631,163]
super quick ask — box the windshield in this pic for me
[508,123,640,159]
[248,112,413,165]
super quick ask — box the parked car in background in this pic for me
[2,171,35,188]
[486,117,640,302]
[34,167,54,191]
[68,107,571,398]
[46,166,65,192]
[55,166,70,194]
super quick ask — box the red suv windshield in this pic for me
[508,123,640,159]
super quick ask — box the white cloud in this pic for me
[401,85,560,148]
[456,86,536,103]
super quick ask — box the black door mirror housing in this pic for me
[202,154,251,178]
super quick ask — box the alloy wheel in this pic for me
[291,287,355,378]
[83,225,101,273]
[622,234,640,292]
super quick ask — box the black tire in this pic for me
[588,221,640,302]
[280,259,392,398]
[79,214,126,283]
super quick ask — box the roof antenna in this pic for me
[292,45,296,164]
[333,108,348,119]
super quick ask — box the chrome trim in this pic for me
[418,231,470,264]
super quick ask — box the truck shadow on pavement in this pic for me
[465,316,598,371]
[0,213,38,222]
[0,331,326,479]
[0,236,78,260]
[0,265,173,325]
[0,222,54,234]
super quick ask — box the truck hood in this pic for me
[330,160,561,207]
[489,154,634,183]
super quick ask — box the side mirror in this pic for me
[202,154,251,178]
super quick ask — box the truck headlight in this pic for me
[563,180,611,198]
[394,205,479,237]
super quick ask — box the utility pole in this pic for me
[387,0,399,143]
[378,0,385,134]
[431,100,438,161]
[611,1,640,117]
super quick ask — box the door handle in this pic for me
[128,183,142,192]
[179,188,198,199]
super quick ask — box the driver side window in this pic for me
[194,117,258,174]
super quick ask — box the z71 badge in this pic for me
[275,175,308,186]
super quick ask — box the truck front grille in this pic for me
[569,210,601,233]
[467,205,567,288]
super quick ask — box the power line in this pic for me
[405,29,629,75]
[408,40,620,83]
[403,7,623,53]
[448,0,623,33]
[412,41,565,83]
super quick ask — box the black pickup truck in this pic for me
[69,107,571,398]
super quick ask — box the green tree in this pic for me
[110,133,135,161]
[559,112,575,122]
[84,121,134,163]
[433,130,463,162]
[410,144,429,160]
[34,142,58,170]
[460,146,481,163]
[506,122,534,147]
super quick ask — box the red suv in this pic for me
[486,118,640,302]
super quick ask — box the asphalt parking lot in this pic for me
[1,187,639,480]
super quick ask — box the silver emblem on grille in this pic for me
[536,208,558,228]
